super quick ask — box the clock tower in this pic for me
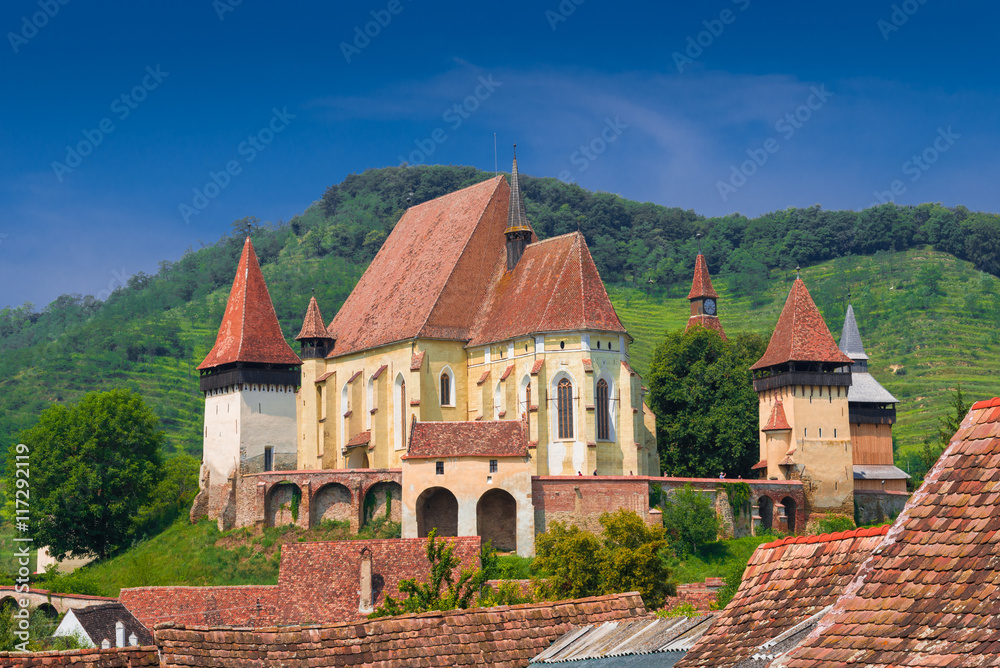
[685,252,727,340]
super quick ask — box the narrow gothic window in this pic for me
[440,372,451,406]
[557,378,574,439]
[525,381,532,440]
[596,379,610,440]
[400,379,407,449]
[264,447,273,472]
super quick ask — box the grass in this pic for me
[666,535,776,585]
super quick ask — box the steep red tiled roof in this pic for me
[410,350,425,371]
[198,238,302,370]
[500,364,514,380]
[751,279,853,370]
[326,177,509,356]
[295,295,330,340]
[761,399,792,431]
[119,586,279,629]
[678,527,888,668]
[155,593,646,668]
[404,421,528,459]
[775,400,1000,668]
[686,314,727,340]
[476,370,491,386]
[345,431,371,448]
[687,254,719,300]
[468,232,626,347]
[531,358,544,375]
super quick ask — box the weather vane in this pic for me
[696,232,702,254]
[796,265,801,279]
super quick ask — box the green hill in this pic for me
[2,165,1000,471]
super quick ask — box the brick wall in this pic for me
[663,579,724,613]
[154,592,647,668]
[532,476,650,533]
[0,647,159,667]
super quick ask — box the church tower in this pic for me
[751,277,855,520]
[839,302,908,493]
[685,253,726,339]
[504,146,532,271]
[194,236,302,528]
[295,295,335,470]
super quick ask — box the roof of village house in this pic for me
[295,295,331,340]
[852,464,910,480]
[676,526,889,668]
[687,254,719,300]
[64,603,154,648]
[197,237,302,370]
[325,176,509,357]
[771,397,1000,668]
[154,593,647,668]
[761,400,791,431]
[119,585,280,629]
[532,615,717,666]
[404,420,528,459]
[837,303,868,361]
[505,147,532,235]
[468,231,627,347]
[846,369,898,404]
[751,279,853,370]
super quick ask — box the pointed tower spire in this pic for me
[838,303,868,362]
[504,145,533,271]
[685,252,726,340]
[296,295,336,359]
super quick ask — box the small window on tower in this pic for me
[264,447,274,472]
[490,459,498,473]
[436,461,444,475]
[819,428,823,438]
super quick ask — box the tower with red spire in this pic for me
[193,236,302,528]
[685,253,726,340]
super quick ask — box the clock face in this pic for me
[703,298,717,315]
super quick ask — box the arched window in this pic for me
[495,381,502,417]
[400,378,407,448]
[596,379,610,440]
[557,378,573,439]
[394,373,407,451]
[440,372,451,406]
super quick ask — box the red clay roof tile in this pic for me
[687,254,719,300]
[500,364,515,381]
[410,350,425,371]
[762,400,792,431]
[197,238,302,370]
[345,431,371,448]
[751,278,853,370]
[403,421,528,459]
[531,359,544,375]
[295,295,330,340]
[477,370,491,386]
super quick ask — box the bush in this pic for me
[661,485,719,556]
[812,514,855,535]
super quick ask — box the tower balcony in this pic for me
[752,370,852,393]
[199,365,301,392]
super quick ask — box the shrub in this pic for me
[661,485,719,556]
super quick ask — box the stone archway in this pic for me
[266,482,301,527]
[363,481,402,526]
[37,603,58,619]
[757,496,774,532]
[477,489,517,553]
[781,496,797,533]
[311,483,353,528]
[347,449,370,469]
[416,487,458,538]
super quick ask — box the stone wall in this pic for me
[0,647,159,667]
[854,489,908,526]
[532,476,650,534]
[663,579,724,612]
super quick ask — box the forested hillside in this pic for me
[2,165,1000,465]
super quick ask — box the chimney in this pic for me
[359,547,373,614]
[115,620,125,648]
[101,638,111,649]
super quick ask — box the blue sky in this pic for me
[2,0,999,309]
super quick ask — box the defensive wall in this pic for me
[0,587,116,616]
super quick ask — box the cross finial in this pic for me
[696,232,702,254]
[796,265,801,279]
[847,289,852,303]
[244,219,253,238]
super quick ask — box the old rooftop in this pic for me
[404,420,529,459]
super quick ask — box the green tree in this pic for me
[7,389,164,560]
[534,510,675,608]
[134,453,200,538]
[659,484,719,556]
[647,328,768,478]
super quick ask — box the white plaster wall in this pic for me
[203,389,241,487]
[239,386,297,472]
[53,609,94,647]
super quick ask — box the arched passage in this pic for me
[0,597,16,613]
[347,449,369,469]
[311,483,353,528]
[757,496,774,532]
[416,487,458,538]
[363,481,402,526]
[477,488,517,553]
[36,603,58,619]
[781,496,797,533]
[266,482,302,527]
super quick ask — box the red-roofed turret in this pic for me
[295,295,335,359]
[685,253,726,340]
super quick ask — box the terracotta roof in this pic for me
[775,399,1000,668]
[315,371,334,383]
[67,603,154,647]
[371,364,387,380]
[0,648,159,666]
[403,420,528,459]
[477,370,491,386]
[686,314,727,340]
[504,147,532,235]
[751,459,767,470]
[197,238,302,370]
[410,350,425,371]
[325,177,509,356]
[677,527,889,668]
[345,431,371,448]
[119,585,280,629]
[531,358,545,375]
[155,593,646,668]
[687,254,719,300]
[500,364,514,380]
[751,279,853,370]
[761,400,791,431]
[295,296,330,341]
[582,358,593,372]
[468,232,627,347]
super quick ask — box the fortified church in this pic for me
[191,153,908,553]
